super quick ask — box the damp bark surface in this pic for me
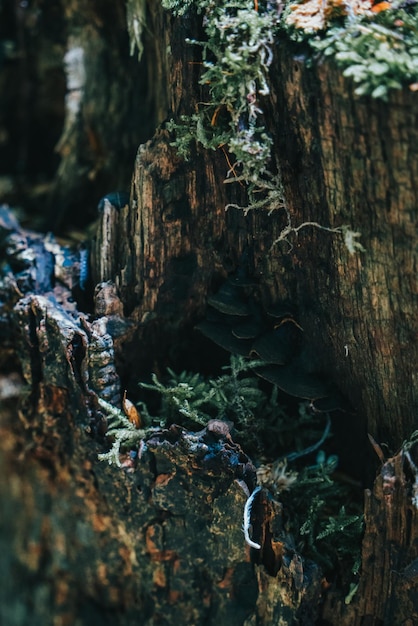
[0,1,417,625]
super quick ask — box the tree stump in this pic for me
[1,1,418,624]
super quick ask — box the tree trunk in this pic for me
[1,1,417,625]
[0,0,153,230]
[271,55,418,447]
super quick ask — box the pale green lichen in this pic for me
[127,0,147,60]
[139,356,270,446]
[164,0,283,213]
[161,0,197,16]
[285,0,418,100]
[97,397,148,466]
[129,1,418,221]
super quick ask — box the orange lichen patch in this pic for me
[154,473,174,487]
[168,589,182,604]
[153,565,167,588]
[145,524,159,551]
[321,577,333,591]
[217,567,234,589]
[118,545,136,577]
[286,0,372,31]
[91,513,110,532]
[44,386,69,415]
[145,525,178,562]
[82,459,93,471]
[38,385,68,414]
[371,0,391,11]
[149,549,178,562]
[270,539,284,566]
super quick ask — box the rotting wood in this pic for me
[270,51,418,449]
[1,208,326,624]
[1,1,418,623]
[322,443,418,625]
[0,395,269,625]
[3,203,418,624]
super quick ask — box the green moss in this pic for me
[280,453,364,576]
[163,0,283,213]
[161,0,197,16]
[98,356,363,580]
[284,1,418,100]
[158,1,418,218]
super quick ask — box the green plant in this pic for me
[139,356,269,445]
[279,450,364,576]
[284,0,418,100]
[97,356,272,464]
[161,0,196,15]
[98,357,363,579]
[97,398,148,466]
[163,0,283,213]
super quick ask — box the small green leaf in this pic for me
[371,84,388,99]
[368,61,389,76]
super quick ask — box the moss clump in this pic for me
[163,0,283,213]
[158,0,418,216]
[98,356,363,582]
[284,0,418,100]
[279,452,364,577]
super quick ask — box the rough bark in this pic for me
[0,394,263,625]
[90,3,418,622]
[322,444,418,625]
[92,3,417,453]
[1,1,418,625]
[271,54,418,448]
[1,211,324,625]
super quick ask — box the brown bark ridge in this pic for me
[322,440,418,625]
[271,53,418,449]
[1,210,322,625]
[89,4,418,623]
